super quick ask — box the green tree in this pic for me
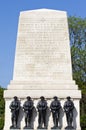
[68,16,86,87]
[68,16,86,129]
[0,86,5,130]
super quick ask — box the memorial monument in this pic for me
[4,9,81,130]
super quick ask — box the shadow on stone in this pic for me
[59,107,64,129]
[73,107,77,129]
[65,126,75,130]
[23,126,34,129]
[51,126,61,130]
[17,106,24,129]
[37,127,47,130]
[46,107,51,128]
[31,107,37,129]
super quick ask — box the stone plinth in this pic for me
[4,9,81,130]
[10,129,20,130]
[10,127,33,130]
[51,129,61,130]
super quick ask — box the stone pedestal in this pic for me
[10,129,20,130]
[51,128,61,130]
[4,9,81,130]
[5,90,81,130]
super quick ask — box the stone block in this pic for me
[10,129,20,130]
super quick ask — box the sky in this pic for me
[0,0,86,88]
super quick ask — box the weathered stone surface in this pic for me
[6,9,79,91]
[13,9,72,86]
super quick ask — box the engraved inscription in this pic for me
[14,10,72,79]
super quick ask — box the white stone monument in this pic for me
[4,9,81,130]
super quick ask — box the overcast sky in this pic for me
[0,0,86,88]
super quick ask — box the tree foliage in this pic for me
[68,16,86,88]
[68,16,86,129]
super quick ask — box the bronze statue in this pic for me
[23,96,34,129]
[37,96,48,129]
[9,96,20,129]
[50,96,61,129]
[63,96,74,129]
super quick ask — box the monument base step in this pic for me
[24,129,33,130]
[4,89,81,99]
[51,128,61,130]
[4,129,81,130]
[10,129,20,130]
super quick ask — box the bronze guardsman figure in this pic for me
[37,96,48,129]
[64,96,74,129]
[50,96,61,129]
[9,96,20,129]
[23,96,34,129]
